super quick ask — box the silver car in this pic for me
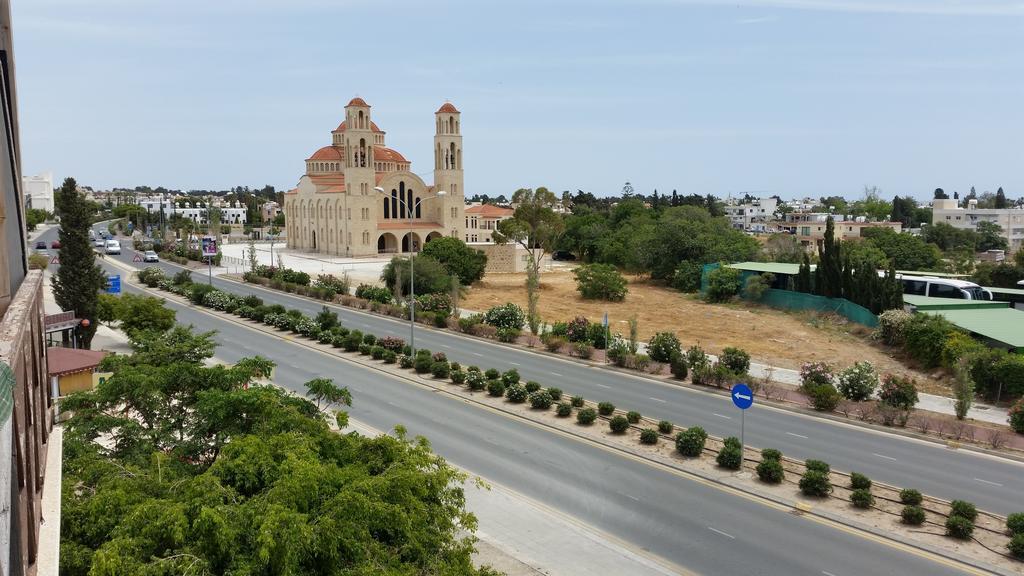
[143,250,159,263]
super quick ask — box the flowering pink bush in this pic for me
[879,374,918,409]
[799,362,834,390]
[566,316,590,343]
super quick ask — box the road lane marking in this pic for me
[624,494,640,502]
[439,343,451,348]
[649,397,666,403]
[822,571,839,576]
[596,383,610,389]
[551,372,563,377]
[786,432,809,439]
[712,413,731,420]
[707,526,735,539]
[510,361,521,366]
[472,352,484,357]
[973,478,1003,487]
[872,453,897,462]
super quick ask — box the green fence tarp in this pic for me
[0,363,13,424]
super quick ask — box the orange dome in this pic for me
[436,102,459,113]
[333,120,383,133]
[347,97,369,107]
[306,146,343,161]
[374,146,408,163]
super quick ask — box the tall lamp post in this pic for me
[374,186,446,355]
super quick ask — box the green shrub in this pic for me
[483,303,526,330]
[573,263,628,301]
[586,323,609,349]
[571,395,585,408]
[900,488,923,505]
[358,343,372,355]
[399,354,414,369]
[524,380,540,393]
[343,331,362,352]
[556,402,573,417]
[716,446,742,470]
[431,361,450,379]
[647,332,682,363]
[626,411,641,424]
[799,470,832,497]
[496,327,521,343]
[1010,399,1024,434]
[546,387,562,401]
[799,361,834,390]
[949,500,977,522]
[756,459,784,484]
[850,472,872,491]
[484,368,500,380]
[878,309,913,346]
[577,407,597,425]
[720,347,751,374]
[449,368,465,384]
[805,459,830,474]
[414,355,434,374]
[609,415,630,434]
[669,353,689,380]
[1007,513,1024,537]
[850,489,874,509]
[904,314,961,369]
[370,346,385,360]
[354,284,392,304]
[1009,534,1024,559]
[807,383,842,412]
[501,369,520,387]
[597,402,615,416]
[879,374,919,410]
[675,427,708,457]
[362,333,376,345]
[837,362,879,402]
[505,383,528,403]
[487,379,505,397]
[658,420,674,434]
[901,505,925,525]
[640,428,659,445]
[760,448,782,462]
[383,350,397,364]
[529,391,553,409]
[685,345,710,372]
[573,342,594,359]
[471,373,489,391]
[945,516,974,540]
[704,265,742,302]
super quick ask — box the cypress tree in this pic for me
[817,217,842,298]
[841,251,854,300]
[995,187,1008,209]
[51,177,107,348]
[797,252,812,293]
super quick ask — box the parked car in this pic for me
[551,250,577,261]
[94,239,106,249]
[50,240,61,249]
[143,250,159,263]
[105,240,121,255]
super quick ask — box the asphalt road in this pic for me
[96,261,974,576]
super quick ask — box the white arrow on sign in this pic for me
[734,392,752,401]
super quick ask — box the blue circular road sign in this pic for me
[731,383,754,410]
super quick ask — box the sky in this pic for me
[12,0,1024,201]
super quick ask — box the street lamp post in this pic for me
[374,186,446,356]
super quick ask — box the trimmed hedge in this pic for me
[899,488,923,506]
[799,470,832,497]
[901,505,925,525]
[577,408,597,425]
[609,415,630,434]
[850,472,871,491]
[556,402,573,417]
[675,427,708,457]
[597,402,615,416]
[639,429,659,445]
[658,420,674,434]
[850,489,874,509]
[756,459,784,484]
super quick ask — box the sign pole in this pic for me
[740,407,745,466]
[730,382,754,473]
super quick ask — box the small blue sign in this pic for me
[731,383,754,410]
[106,275,121,294]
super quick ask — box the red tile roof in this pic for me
[374,146,408,163]
[437,102,459,113]
[310,174,346,193]
[465,204,513,218]
[306,146,343,162]
[347,97,369,107]
[333,120,383,133]
[48,347,107,377]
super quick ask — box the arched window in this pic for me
[383,195,389,219]
[398,182,406,219]
[415,196,421,219]
[456,120,459,133]
[391,189,398,219]
[358,110,364,129]
[448,117,454,134]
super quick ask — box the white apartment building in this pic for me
[464,203,513,243]
[137,195,248,226]
[932,198,1024,254]
[22,172,54,212]
[723,196,778,232]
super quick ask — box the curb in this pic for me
[122,271,1017,576]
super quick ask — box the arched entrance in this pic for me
[311,230,317,251]
[425,231,443,244]
[401,232,421,253]
[377,233,398,254]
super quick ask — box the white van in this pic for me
[893,274,992,301]
[104,239,121,255]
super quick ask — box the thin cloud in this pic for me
[736,15,779,23]
[674,0,1024,16]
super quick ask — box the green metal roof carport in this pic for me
[926,308,1024,350]
[725,262,806,275]
[903,295,1009,311]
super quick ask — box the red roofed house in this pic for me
[47,347,108,396]
[464,203,514,243]
[284,97,466,257]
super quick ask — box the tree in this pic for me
[995,187,1008,209]
[923,222,978,252]
[760,233,803,263]
[493,187,564,334]
[704,266,742,302]
[795,253,813,293]
[976,221,1008,252]
[933,188,949,200]
[952,359,974,420]
[303,377,352,412]
[96,293,177,335]
[573,263,628,301]
[52,177,107,348]
[861,227,941,271]
[381,254,454,297]
[420,236,488,285]
[814,217,842,298]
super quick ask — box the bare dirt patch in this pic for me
[461,271,946,392]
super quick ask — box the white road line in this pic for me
[872,453,897,462]
[472,352,484,357]
[624,494,640,502]
[439,343,451,348]
[712,413,732,420]
[706,526,735,539]
[648,397,667,403]
[786,432,809,439]
[822,571,839,576]
[596,383,611,389]
[510,361,521,366]
[974,478,1003,487]
[551,372,563,377]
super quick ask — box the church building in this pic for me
[284,97,466,257]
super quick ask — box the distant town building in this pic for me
[284,97,466,256]
[723,197,778,232]
[464,203,514,243]
[932,197,1024,254]
[22,172,54,212]
[261,201,282,223]
[780,213,902,248]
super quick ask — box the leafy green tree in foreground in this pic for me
[421,236,488,285]
[51,177,107,348]
[60,325,496,576]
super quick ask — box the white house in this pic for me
[22,172,54,212]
